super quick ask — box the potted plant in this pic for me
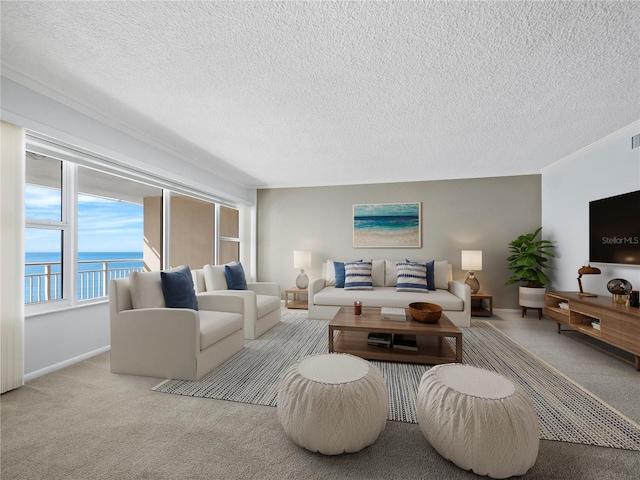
[505,227,555,312]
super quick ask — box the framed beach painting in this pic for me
[353,202,421,248]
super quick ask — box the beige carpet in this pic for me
[2,352,640,480]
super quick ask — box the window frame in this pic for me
[24,132,244,316]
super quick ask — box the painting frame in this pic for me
[353,202,421,248]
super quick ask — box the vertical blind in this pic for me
[1,121,25,393]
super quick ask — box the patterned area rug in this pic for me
[153,311,640,450]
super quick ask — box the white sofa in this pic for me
[309,260,471,327]
[192,265,281,340]
[109,275,244,381]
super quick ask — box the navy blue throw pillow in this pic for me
[334,261,346,288]
[161,266,198,310]
[225,262,248,290]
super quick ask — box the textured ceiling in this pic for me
[2,1,639,189]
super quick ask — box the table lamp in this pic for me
[461,250,482,294]
[577,264,601,297]
[293,250,312,289]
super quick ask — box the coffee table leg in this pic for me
[328,326,334,353]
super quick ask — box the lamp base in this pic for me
[296,272,309,289]
[465,272,480,294]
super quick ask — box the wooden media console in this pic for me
[545,291,640,371]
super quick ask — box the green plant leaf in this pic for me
[504,227,555,287]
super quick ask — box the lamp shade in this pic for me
[461,250,482,271]
[293,250,312,269]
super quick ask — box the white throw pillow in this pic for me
[203,264,229,291]
[325,260,336,287]
[434,260,449,290]
[372,259,385,287]
[129,270,165,309]
[384,260,397,287]
[344,261,374,290]
[396,262,429,293]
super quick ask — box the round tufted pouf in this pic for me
[277,353,388,455]
[416,364,539,479]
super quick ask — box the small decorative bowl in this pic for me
[409,302,442,323]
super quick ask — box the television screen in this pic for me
[589,190,640,265]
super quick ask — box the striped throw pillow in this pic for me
[396,262,429,293]
[344,261,374,290]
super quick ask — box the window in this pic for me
[76,165,158,300]
[218,205,240,264]
[24,136,244,309]
[24,228,63,304]
[24,153,66,304]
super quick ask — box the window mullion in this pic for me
[62,162,77,304]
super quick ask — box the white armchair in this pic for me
[109,272,244,381]
[193,265,281,340]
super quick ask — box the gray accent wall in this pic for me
[257,175,541,309]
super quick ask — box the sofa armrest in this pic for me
[196,292,244,314]
[112,307,200,359]
[196,289,258,336]
[309,277,326,308]
[247,282,280,297]
[449,280,471,315]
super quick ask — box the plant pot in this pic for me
[519,286,546,309]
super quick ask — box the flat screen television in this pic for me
[589,190,640,266]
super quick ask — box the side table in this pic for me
[285,287,308,310]
[471,292,493,317]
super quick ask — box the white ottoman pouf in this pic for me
[416,364,539,479]
[277,353,388,455]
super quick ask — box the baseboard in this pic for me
[24,345,111,382]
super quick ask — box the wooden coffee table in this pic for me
[328,307,462,365]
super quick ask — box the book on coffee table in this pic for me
[381,307,407,321]
[392,334,418,351]
[367,332,392,347]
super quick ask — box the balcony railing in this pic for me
[25,259,144,304]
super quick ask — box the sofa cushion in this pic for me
[325,260,337,287]
[406,259,436,290]
[129,267,185,309]
[191,268,207,294]
[425,260,436,290]
[372,259,385,287]
[161,266,199,310]
[334,261,346,288]
[225,262,248,290]
[129,270,166,309]
[344,261,374,290]
[384,260,397,287]
[256,294,281,318]
[434,260,449,289]
[203,264,228,291]
[396,262,429,293]
[326,260,362,288]
[199,311,243,350]
[313,287,463,311]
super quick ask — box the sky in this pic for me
[25,185,143,252]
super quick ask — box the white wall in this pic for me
[25,303,110,380]
[542,121,640,295]
[1,77,256,206]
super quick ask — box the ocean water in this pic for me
[354,215,419,235]
[25,252,143,303]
